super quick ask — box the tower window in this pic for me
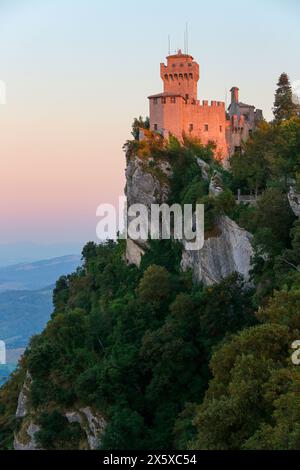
[153,98,158,105]
[185,94,189,100]
[220,125,223,132]
[204,124,209,131]
[189,124,194,132]
[161,97,166,104]
[154,124,158,131]
[171,97,176,104]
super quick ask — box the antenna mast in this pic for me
[168,34,171,55]
[186,22,189,54]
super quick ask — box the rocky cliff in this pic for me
[13,372,106,450]
[125,151,253,285]
[288,186,300,217]
[181,216,253,285]
[125,154,171,265]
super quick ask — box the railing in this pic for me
[236,189,261,204]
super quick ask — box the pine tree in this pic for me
[273,73,297,122]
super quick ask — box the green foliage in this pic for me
[230,117,300,193]
[140,239,182,274]
[188,288,300,450]
[36,410,85,450]
[273,73,298,122]
[3,111,300,451]
[101,407,146,450]
[0,365,26,449]
[131,116,150,140]
[166,137,213,205]
[4,236,255,450]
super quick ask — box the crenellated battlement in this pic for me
[160,50,199,100]
[201,100,225,108]
[148,49,263,161]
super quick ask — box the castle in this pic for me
[148,50,263,160]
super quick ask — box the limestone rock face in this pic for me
[125,155,171,266]
[125,153,253,285]
[196,158,210,181]
[14,372,106,450]
[125,156,170,208]
[288,186,300,217]
[181,216,253,285]
[65,407,106,450]
[125,239,145,267]
[14,422,41,451]
[15,371,31,419]
[209,171,224,196]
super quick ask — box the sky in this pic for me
[0,0,299,244]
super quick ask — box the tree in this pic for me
[190,323,291,450]
[253,188,295,255]
[230,122,272,194]
[137,265,173,306]
[131,116,150,140]
[273,73,297,122]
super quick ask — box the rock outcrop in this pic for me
[65,407,106,450]
[14,373,106,450]
[181,216,253,285]
[125,153,253,285]
[14,372,42,450]
[125,155,171,265]
[288,186,300,217]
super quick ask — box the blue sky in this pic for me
[0,0,299,244]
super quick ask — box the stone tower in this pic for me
[148,50,264,161]
[160,49,199,100]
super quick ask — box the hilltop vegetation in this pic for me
[1,74,300,450]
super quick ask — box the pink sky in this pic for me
[0,0,299,243]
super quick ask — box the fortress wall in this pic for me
[183,101,228,159]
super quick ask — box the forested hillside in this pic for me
[1,75,300,450]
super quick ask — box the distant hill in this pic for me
[0,242,83,267]
[0,255,81,292]
[0,286,53,349]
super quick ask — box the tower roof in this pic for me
[167,51,194,60]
